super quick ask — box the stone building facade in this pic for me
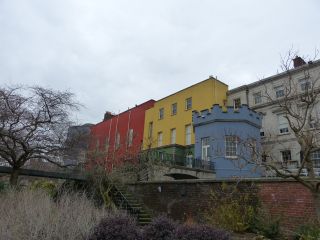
[227,57,320,175]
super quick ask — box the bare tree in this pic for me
[0,86,79,185]
[259,50,320,220]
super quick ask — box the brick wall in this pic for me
[128,179,317,232]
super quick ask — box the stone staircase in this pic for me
[109,184,152,226]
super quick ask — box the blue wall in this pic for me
[193,104,262,179]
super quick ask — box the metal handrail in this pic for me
[109,185,141,217]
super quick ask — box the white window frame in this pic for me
[105,138,109,153]
[185,97,192,110]
[159,108,164,120]
[170,128,176,144]
[128,129,133,147]
[171,103,177,115]
[299,78,311,91]
[157,132,163,147]
[233,98,241,109]
[311,150,320,168]
[278,115,289,134]
[281,150,291,163]
[274,85,284,98]
[185,124,192,145]
[253,92,262,104]
[115,133,120,149]
[225,135,238,158]
[148,122,153,139]
[201,137,210,161]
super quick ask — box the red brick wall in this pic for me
[258,182,316,231]
[128,180,317,233]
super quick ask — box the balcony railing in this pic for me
[139,152,215,172]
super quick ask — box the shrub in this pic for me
[30,179,57,197]
[205,183,258,233]
[0,180,9,192]
[250,209,282,239]
[0,189,107,240]
[88,213,141,240]
[174,224,230,240]
[294,223,320,240]
[142,216,177,240]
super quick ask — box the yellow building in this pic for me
[143,77,228,155]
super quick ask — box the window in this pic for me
[186,154,193,168]
[148,122,153,139]
[225,135,238,158]
[96,139,100,150]
[105,138,109,153]
[299,78,311,91]
[115,133,120,149]
[278,115,289,134]
[247,138,258,160]
[201,137,210,161]
[159,108,164,120]
[260,131,265,137]
[185,97,192,110]
[185,124,192,145]
[157,132,163,147]
[309,117,317,129]
[281,150,291,163]
[262,153,268,162]
[274,85,284,98]
[233,98,241,109]
[170,128,176,144]
[171,103,177,115]
[253,92,262,104]
[311,150,320,168]
[128,129,133,147]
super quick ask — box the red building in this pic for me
[88,100,155,170]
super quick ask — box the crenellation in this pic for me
[193,104,262,127]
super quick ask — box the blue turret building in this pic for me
[193,104,263,179]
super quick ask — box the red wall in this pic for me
[128,180,317,234]
[88,100,155,170]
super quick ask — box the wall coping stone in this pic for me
[128,178,318,185]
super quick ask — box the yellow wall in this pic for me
[143,78,228,149]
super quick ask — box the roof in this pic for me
[228,59,320,95]
[157,77,228,102]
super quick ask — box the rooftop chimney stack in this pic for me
[103,111,114,121]
[293,56,306,68]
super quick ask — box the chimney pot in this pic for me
[103,111,114,121]
[293,56,306,68]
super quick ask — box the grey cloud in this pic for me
[1,0,319,123]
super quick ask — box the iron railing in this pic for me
[139,152,215,172]
[109,185,140,217]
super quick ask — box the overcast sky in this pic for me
[1,0,319,124]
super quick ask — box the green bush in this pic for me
[250,209,282,239]
[30,180,57,197]
[205,182,258,233]
[0,181,9,193]
[294,223,320,240]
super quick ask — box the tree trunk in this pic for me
[9,167,20,186]
[313,192,320,223]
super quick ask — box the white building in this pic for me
[227,57,320,175]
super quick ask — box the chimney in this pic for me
[293,56,306,68]
[103,111,114,121]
